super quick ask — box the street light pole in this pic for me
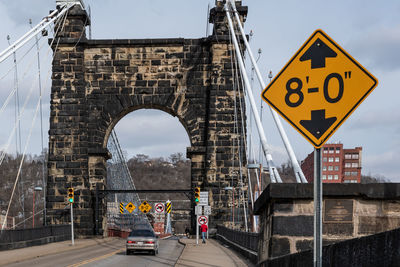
[32,190,35,228]
[32,187,42,228]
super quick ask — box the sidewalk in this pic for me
[0,237,119,266]
[176,238,253,267]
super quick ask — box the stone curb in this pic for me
[175,237,187,265]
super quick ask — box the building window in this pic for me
[322,175,326,180]
[329,148,334,153]
[323,148,328,153]
[328,166,333,171]
[334,166,339,171]
[334,175,339,180]
[345,171,350,176]
[328,175,333,180]
[352,163,358,168]
[328,157,333,162]
[323,166,327,171]
[351,171,358,176]
[335,157,340,162]
[345,154,351,159]
[345,163,351,168]
[323,157,327,162]
[352,154,359,159]
[336,148,340,153]
[344,180,350,183]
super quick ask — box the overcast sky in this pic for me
[0,0,399,181]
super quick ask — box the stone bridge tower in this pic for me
[47,1,249,235]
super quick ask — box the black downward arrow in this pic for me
[300,110,337,139]
[300,38,337,69]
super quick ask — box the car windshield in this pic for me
[129,230,155,237]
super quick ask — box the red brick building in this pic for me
[301,143,362,183]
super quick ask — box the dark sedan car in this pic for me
[126,229,159,255]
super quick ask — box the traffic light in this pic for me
[194,187,200,204]
[67,188,74,203]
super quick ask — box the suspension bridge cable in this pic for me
[232,38,249,231]
[228,0,307,183]
[8,34,25,227]
[228,28,238,227]
[235,49,251,232]
[0,22,59,120]
[0,10,68,167]
[1,10,69,230]
[10,208,45,230]
[107,130,150,228]
[30,18,47,226]
[228,23,249,231]
[225,2,282,183]
[233,15,277,186]
[2,94,42,230]
[0,2,79,64]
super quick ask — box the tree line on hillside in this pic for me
[125,152,191,201]
[0,152,47,228]
[0,151,190,228]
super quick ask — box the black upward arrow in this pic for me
[300,110,337,139]
[300,38,337,69]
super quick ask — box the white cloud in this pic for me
[348,25,400,71]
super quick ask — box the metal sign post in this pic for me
[196,214,199,245]
[70,202,74,246]
[314,148,322,266]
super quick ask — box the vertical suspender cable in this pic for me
[30,19,46,225]
[228,0,307,183]
[1,7,70,230]
[231,40,249,231]
[224,4,281,183]
[7,35,25,227]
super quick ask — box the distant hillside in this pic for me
[126,153,191,201]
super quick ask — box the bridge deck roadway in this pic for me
[0,236,253,266]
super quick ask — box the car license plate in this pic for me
[137,242,143,245]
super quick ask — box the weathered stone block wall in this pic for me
[254,183,400,262]
[47,2,249,235]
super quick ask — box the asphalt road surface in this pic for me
[6,238,183,267]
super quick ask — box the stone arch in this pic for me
[46,2,249,236]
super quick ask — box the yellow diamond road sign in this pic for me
[262,29,378,148]
[139,201,152,214]
[125,202,136,213]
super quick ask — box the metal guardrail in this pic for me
[216,225,259,252]
[0,225,70,244]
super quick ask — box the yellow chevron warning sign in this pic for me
[119,202,124,214]
[166,202,171,214]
